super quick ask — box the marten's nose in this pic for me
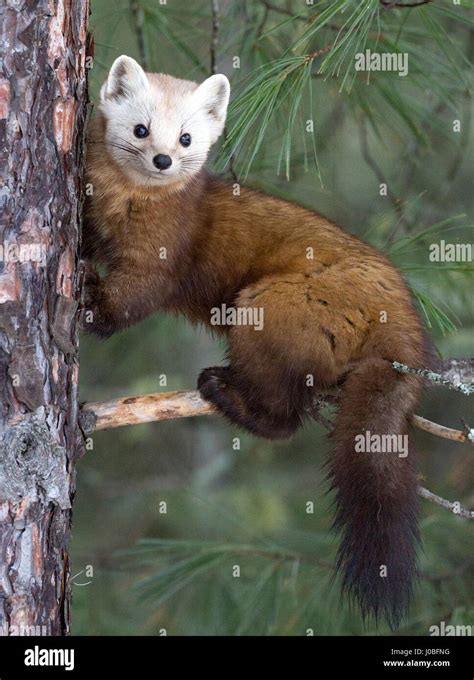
[153,154,172,171]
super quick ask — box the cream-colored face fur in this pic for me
[99,55,230,187]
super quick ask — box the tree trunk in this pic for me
[0,0,89,636]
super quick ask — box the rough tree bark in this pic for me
[0,0,89,635]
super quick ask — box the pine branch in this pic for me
[223,0,470,178]
[210,545,332,570]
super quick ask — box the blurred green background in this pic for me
[74,0,473,635]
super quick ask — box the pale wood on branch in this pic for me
[81,390,215,434]
[81,389,472,444]
[412,415,472,444]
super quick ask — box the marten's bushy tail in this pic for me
[328,358,422,629]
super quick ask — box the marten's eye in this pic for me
[179,133,192,147]
[134,124,149,138]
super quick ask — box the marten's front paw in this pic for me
[82,312,115,338]
[80,266,114,337]
[82,262,102,310]
[80,301,116,338]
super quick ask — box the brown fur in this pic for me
[83,112,429,627]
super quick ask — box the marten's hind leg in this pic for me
[198,365,301,439]
[198,275,344,440]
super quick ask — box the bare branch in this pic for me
[380,0,432,8]
[81,390,215,434]
[130,0,149,71]
[437,358,474,387]
[81,386,473,447]
[412,415,472,444]
[393,361,474,396]
[256,3,270,38]
[210,0,238,183]
[418,487,474,520]
[210,0,219,75]
[258,0,340,32]
[259,0,309,21]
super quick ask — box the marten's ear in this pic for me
[100,55,149,103]
[194,74,230,143]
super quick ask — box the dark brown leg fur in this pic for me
[198,277,345,440]
[198,366,301,439]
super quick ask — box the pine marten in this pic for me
[83,55,429,628]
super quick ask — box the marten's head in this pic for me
[98,55,230,187]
